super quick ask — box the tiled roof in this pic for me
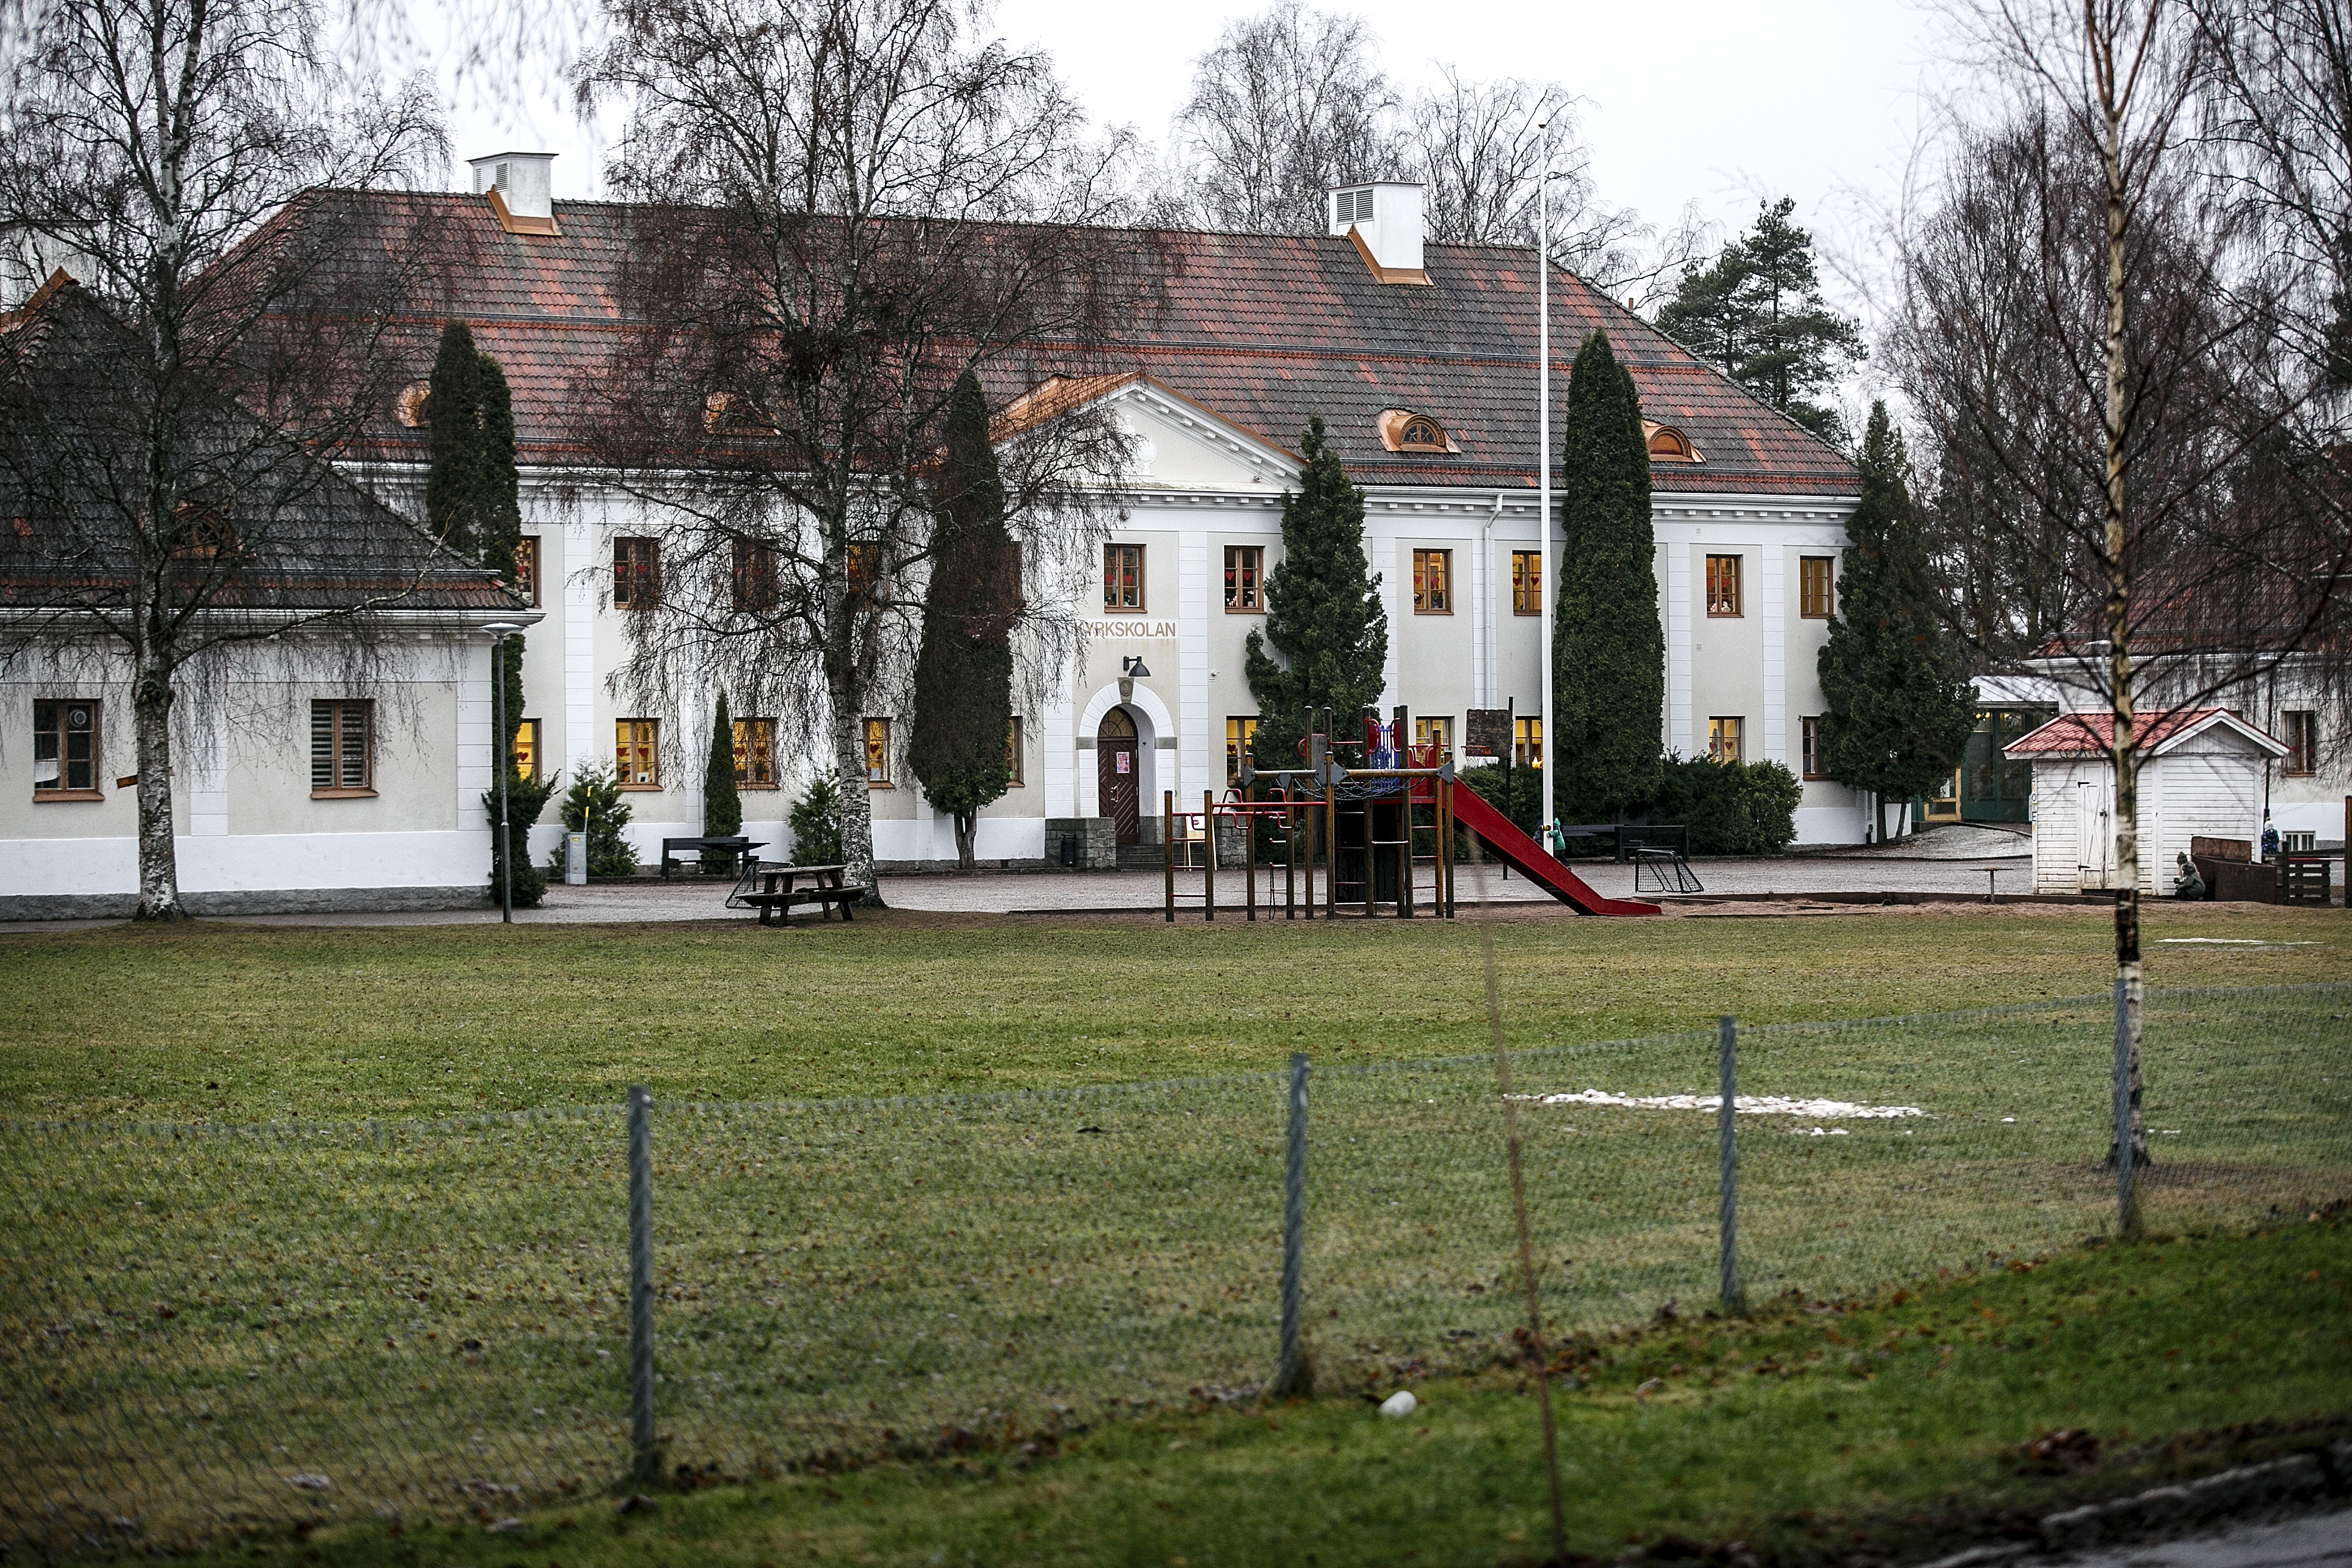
[2002,709,2287,758]
[0,277,526,614]
[305,190,1858,498]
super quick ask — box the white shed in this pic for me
[2004,709,2288,894]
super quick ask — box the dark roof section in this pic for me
[0,276,523,614]
[315,191,1858,497]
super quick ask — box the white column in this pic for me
[1664,538,1692,756]
[185,694,228,838]
[1760,542,1787,764]
[1180,524,1209,801]
[564,514,598,774]
[457,638,493,823]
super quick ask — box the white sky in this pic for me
[435,0,1958,374]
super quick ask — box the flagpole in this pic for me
[1535,119,1556,846]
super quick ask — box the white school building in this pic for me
[4,159,1886,912]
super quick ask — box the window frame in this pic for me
[1007,716,1025,786]
[513,536,541,608]
[1510,550,1542,615]
[1224,545,1264,613]
[310,699,375,798]
[1413,715,1453,756]
[1798,555,1833,619]
[1412,548,1452,615]
[615,718,661,789]
[613,536,660,609]
[2283,710,2318,776]
[1800,716,1824,779]
[1512,715,1542,770]
[1705,554,1743,618]
[863,717,893,787]
[1707,715,1744,764]
[31,697,103,800]
[1102,543,1145,612]
[1225,715,1259,783]
[734,716,779,789]
[512,717,542,785]
[732,538,777,612]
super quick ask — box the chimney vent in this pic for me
[468,151,561,236]
[1329,181,1429,285]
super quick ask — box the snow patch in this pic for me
[1519,1090,1923,1119]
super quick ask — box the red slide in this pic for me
[1447,785,1661,916]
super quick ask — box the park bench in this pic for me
[725,862,865,925]
[660,835,764,878]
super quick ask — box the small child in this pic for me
[2173,851,2205,900]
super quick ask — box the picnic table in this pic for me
[726,862,865,925]
[660,836,765,878]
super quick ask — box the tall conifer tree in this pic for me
[701,692,742,871]
[425,320,485,557]
[1553,330,1664,824]
[908,371,1018,868]
[1244,418,1390,770]
[1816,402,1976,842]
[476,353,526,763]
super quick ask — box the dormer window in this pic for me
[1376,408,1459,454]
[704,391,776,434]
[1333,188,1373,226]
[1643,421,1702,463]
[395,379,431,428]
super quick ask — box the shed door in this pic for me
[2076,776,2113,890]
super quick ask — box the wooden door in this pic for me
[1098,709,1140,844]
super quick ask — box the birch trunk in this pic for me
[2097,59,2149,1228]
[829,688,884,908]
[132,651,184,921]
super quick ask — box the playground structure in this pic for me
[1162,709,1660,921]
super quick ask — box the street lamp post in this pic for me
[481,622,525,923]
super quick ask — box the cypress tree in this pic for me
[1553,330,1664,825]
[477,353,527,769]
[1816,402,1977,842]
[702,692,743,871]
[907,370,1018,868]
[425,320,485,557]
[1244,416,1390,771]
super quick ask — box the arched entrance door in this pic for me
[1098,707,1140,844]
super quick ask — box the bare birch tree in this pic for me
[0,0,448,919]
[569,0,1162,903]
[1900,1,2352,1225]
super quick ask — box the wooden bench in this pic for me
[726,862,865,925]
[661,836,764,878]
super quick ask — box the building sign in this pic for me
[1465,708,1510,758]
[1083,620,1181,640]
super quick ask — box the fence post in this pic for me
[1274,1052,1310,1396]
[2113,976,2134,1234]
[1718,1017,1738,1314]
[628,1085,659,1484]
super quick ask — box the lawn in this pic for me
[2,903,2347,1561]
[172,1215,2352,1568]
[0,900,2344,1123]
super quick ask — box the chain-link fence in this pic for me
[4,982,2346,1557]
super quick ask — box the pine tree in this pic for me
[701,692,742,871]
[1816,402,1977,842]
[1654,197,1864,444]
[425,320,486,557]
[1244,417,1390,772]
[907,371,1018,868]
[1553,330,1664,825]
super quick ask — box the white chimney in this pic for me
[468,151,556,220]
[1328,181,1428,283]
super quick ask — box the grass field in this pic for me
[1,900,2344,1122]
[175,1216,2352,1568]
[2,904,2346,1562]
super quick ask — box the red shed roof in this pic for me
[2002,709,2288,759]
[290,190,1860,498]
